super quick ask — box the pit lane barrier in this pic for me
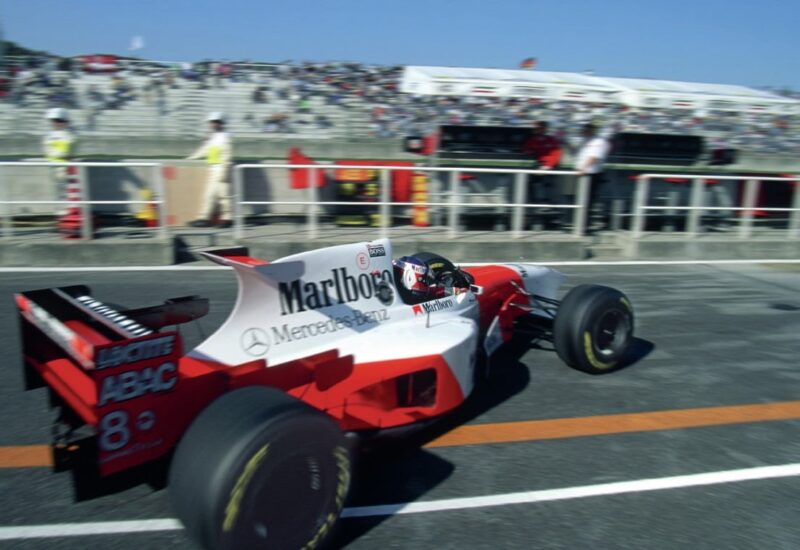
[232,163,590,240]
[631,173,800,239]
[0,162,168,240]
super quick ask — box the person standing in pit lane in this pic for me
[186,112,233,228]
[521,120,563,226]
[575,122,611,232]
[42,108,76,214]
[522,120,562,172]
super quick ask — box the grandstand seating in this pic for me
[0,70,376,140]
[2,62,799,156]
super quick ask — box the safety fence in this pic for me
[0,162,167,240]
[631,173,800,239]
[2,161,799,243]
[233,163,589,239]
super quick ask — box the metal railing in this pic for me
[232,163,589,240]
[631,173,800,239]
[0,161,167,239]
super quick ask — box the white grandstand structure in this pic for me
[400,66,800,115]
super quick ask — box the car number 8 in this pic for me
[99,410,130,451]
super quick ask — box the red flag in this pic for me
[288,147,326,189]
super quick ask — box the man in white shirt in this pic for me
[187,112,233,227]
[575,123,611,231]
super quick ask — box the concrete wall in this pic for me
[3,135,800,172]
[1,163,164,216]
[3,157,796,225]
[0,160,353,223]
[0,135,416,161]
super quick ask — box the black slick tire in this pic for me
[553,284,634,374]
[169,386,351,550]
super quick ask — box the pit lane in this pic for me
[1,262,799,549]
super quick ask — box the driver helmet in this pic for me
[392,256,430,299]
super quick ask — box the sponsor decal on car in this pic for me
[413,298,455,315]
[97,409,164,458]
[98,362,177,406]
[367,244,386,258]
[356,252,370,270]
[99,436,165,463]
[278,268,393,315]
[241,327,270,357]
[95,335,176,370]
[270,308,389,346]
[375,280,394,306]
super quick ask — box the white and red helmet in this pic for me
[392,256,430,299]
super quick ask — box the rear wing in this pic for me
[17,285,161,371]
[15,285,220,476]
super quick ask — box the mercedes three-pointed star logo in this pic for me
[241,327,270,356]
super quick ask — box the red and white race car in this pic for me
[16,238,633,550]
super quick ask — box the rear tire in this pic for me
[169,386,351,550]
[553,285,634,374]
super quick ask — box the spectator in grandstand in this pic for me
[42,108,76,214]
[297,97,312,114]
[243,113,259,130]
[315,114,333,129]
[252,86,268,104]
[186,112,233,228]
[108,75,135,109]
[83,85,106,130]
[575,123,611,231]
[47,79,78,108]
[263,113,292,133]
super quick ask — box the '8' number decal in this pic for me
[99,410,130,451]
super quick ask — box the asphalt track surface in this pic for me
[1,262,800,549]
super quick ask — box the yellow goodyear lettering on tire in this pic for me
[223,444,270,532]
[583,332,615,371]
[302,445,351,550]
[620,296,632,312]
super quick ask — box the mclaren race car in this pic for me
[15,238,634,550]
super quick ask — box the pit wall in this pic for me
[3,134,800,171]
[2,161,334,225]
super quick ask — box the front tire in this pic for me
[553,285,634,374]
[169,386,351,550]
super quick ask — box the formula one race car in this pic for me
[15,238,634,550]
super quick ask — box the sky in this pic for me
[2,0,799,89]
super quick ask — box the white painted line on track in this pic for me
[0,258,799,273]
[0,519,182,540]
[2,463,799,540]
[342,462,800,518]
